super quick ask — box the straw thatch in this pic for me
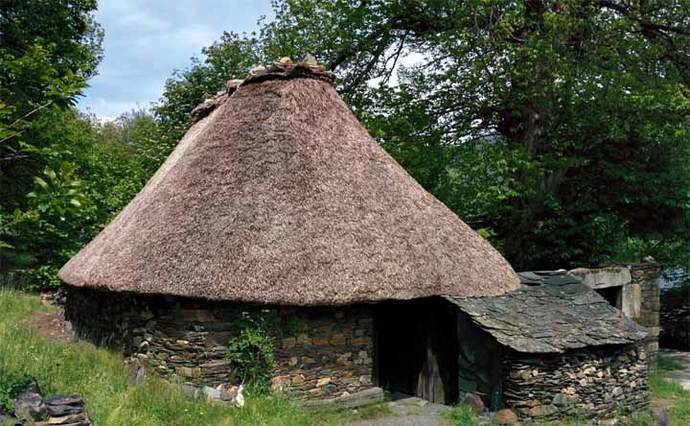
[59,61,520,305]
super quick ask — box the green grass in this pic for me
[0,288,386,425]
[653,350,690,424]
[442,404,478,426]
[657,353,685,371]
[650,374,690,424]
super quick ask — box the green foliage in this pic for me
[0,370,30,413]
[227,311,278,394]
[1,108,146,288]
[0,0,116,286]
[442,404,479,426]
[650,374,690,424]
[658,355,685,372]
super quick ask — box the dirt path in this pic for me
[352,394,449,426]
[24,296,75,343]
[660,348,690,390]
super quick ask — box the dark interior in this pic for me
[596,286,623,309]
[373,297,459,404]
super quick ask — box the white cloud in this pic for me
[80,1,272,118]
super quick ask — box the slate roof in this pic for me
[445,271,648,353]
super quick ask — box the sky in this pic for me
[78,0,272,120]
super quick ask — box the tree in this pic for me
[0,0,105,275]
[156,0,690,269]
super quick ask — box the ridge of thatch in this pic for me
[58,58,520,306]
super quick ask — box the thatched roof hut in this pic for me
[59,60,519,306]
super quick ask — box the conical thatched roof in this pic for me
[59,60,520,306]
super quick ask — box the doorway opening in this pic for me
[373,298,459,404]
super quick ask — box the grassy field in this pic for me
[0,288,389,425]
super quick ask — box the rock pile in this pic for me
[3,380,91,426]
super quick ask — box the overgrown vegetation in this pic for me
[0,370,31,413]
[0,288,387,425]
[442,404,479,426]
[226,312,278,394]
[657,354,685,371]
[653,351,690,424]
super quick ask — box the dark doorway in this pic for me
[374,298,459,404]
[596,286,622,309]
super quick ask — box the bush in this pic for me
[226,311,277,394]
[442,404,479,426]
[0,370,31,413]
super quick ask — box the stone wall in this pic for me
[569,262,661,371]
[65,287,374,400]
[628,262,661,371]
[502,344,649,420]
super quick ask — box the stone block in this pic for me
[569,267,631,289]
[316,377,331,387]
[493,409,519,425]
[529,404,558,417]
[329,333,346,345]
[281,337,296,349]
[461,393,484,415]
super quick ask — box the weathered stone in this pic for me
[175,366,200,378]
[492,409,519,425]
[461,393,484,415]
[552,393,577,407]
[651,401,671,426]
[46,413,86,425]
[329,334,346,345]
[316,377,331,387]
[503,345,649,420]
[14,388,47,422]
[202,386,220,400]
[46,404,84,417]
[178,384,202,400]
[529,404,558,417]
[281,337,296,349]
[127,358,147,386]
[569,267,632,290]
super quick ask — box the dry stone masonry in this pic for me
[503,345,649,420]
[65,287,374,400]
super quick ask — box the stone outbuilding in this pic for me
[447,271,650,419]
[59,59,651,420]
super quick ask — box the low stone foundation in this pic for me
[502,345,649,420]
[65,287,374,400]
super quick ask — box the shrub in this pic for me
[0,370,31,413]
[227,311,277,394]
